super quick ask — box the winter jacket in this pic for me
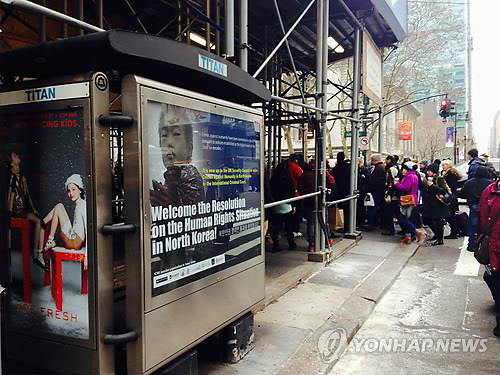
[443,168,461,213]
[332,160,350,198]
[479,182,500,271]
[298,168,316,207]
[421,176,450,219]
[394,170,419,205]
[368,161,386,203]
[468,157,487,179]
[443,168,461,193]
[459,167,492,206]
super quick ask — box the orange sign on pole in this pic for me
[399,121,413,141]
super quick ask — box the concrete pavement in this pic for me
[200,232,420,374]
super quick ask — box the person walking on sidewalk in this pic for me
[459,166,492,251]
[442,159,463,239]
[394,161,423,244]
[478,179,500,336]
[422,164,449,246]
[467,148,487,180]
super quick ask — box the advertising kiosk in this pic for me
[0,30,270,374]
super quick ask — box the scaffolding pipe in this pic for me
[206,0,211,51]
[79,0,84,36]
[378,107,384,153]
[319,0,329,251]
[0,0,104,32]
[270,95,360,122]
[225,0,234,57]
[348,26,362,235]
[253,0,316,78]
[240,0,248,70]
[313,0,323,253]
[40,0,46,41]
[97,0,103,29]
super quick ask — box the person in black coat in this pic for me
[366,154,386,230]
[441,160,462,238]
[422,163,450,246]
[332,152,351,231]
[459,166,493,251]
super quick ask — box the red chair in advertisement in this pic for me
[50,247,88,311]
[9,218,52,303]
[9,217,32,303]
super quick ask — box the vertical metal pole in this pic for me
[79,0,84,35]
[206,0,211,51]
[187,7,191,44]
[0,286,3,375]
[216,0,221,55]
[348,26,362,235]
[41,0,47,41]
[319,0,329,251]
[378,107,383,153]
[314,0,323,252]
[177,0,182,40]
[62,0,68,37]
[97,0,103,29]
[240,0,248,71]
[225,0,235,58]
[454,113,457,164]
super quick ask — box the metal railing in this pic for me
[264,191,320,209]
[263,192,359,210]
[325,194,359,207]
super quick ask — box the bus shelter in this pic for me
[0,30,270,375]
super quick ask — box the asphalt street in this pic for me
[330,236,500,375]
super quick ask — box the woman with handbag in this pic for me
[422,164,450,246]
[479,180,500,336]
[394,162,423,244]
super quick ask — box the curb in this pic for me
[277,242,420,375]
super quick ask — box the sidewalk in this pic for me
[200,232,419,375]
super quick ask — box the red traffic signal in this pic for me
[439,98,450,118]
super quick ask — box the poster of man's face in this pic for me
[146,100,262,297]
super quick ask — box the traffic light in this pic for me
[439,98,450,118]
[449,101,456,115]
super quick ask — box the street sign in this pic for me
[360,136,370,151]
[345,130,352,137]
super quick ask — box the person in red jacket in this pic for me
[479,180,500,336]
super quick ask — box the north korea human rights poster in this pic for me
[147,100,261,297]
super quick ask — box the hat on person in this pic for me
[402,161,416,171]
[427,164,439,174]
[65,174,84,191]
[481,153,489,158]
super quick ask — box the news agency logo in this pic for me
[317,328,489,363]
[317,328,347,363]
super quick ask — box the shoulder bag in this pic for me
[475,210,500,265]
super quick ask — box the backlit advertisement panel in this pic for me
[147,100,261,297]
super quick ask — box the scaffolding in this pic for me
[0,0,404,250]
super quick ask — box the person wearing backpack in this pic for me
[479,180,500,336]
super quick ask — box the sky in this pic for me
[470,0,500,153]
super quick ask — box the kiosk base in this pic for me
[222,313,255,364]
[155,350,198,375]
